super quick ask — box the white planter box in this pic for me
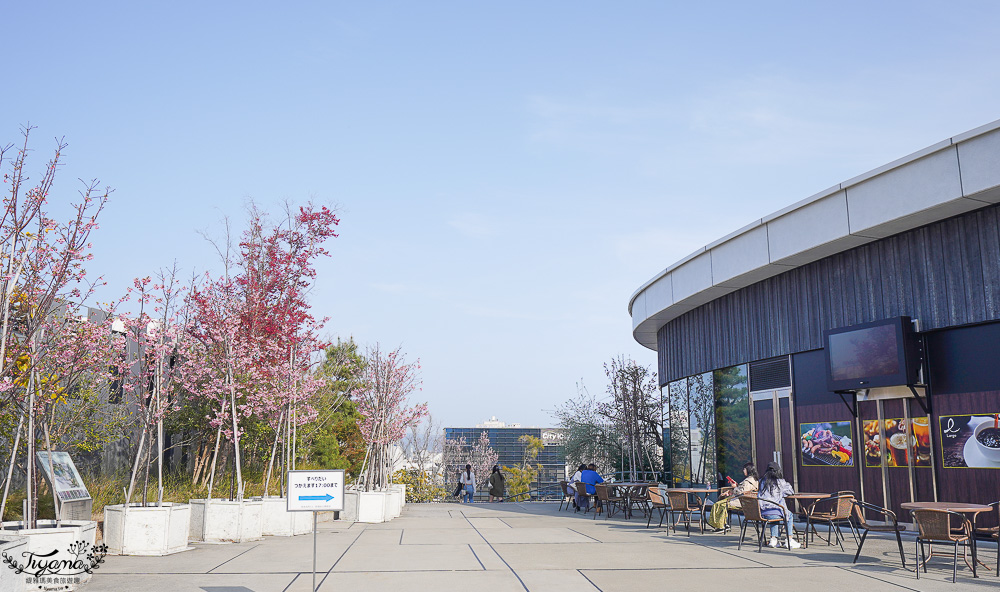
[0,520,97,591]
[341,491,358,522]
[393,483,406,507]
[188,499,263,543]
[103,503,192,556]
[257,498,312,536]
[386,488,402,519]
[357,491,387,523]
[0,534,27,592]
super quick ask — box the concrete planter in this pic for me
[0,520,97,591]
[103,503,192,556]
[385,488,402,519]
[357,491,387,523]
[393,483,406,507]
[188,499,263,543]
[0,534,27,592]
[341,491,359,522]
[256,498,312,536]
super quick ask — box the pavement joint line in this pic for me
[565,528,604,543]
[836,565,920,591]
[498,518,513,528]
[206,544,260,573]
[280,572,301,592]
[468,544,486,570]
[577,569,605,591]
[400,530,404,545]
[315,522,367,588]
[463,513,529,591]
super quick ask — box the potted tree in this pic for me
[350,345,426,523]
[0,128,113,590]
[103,272,194,556]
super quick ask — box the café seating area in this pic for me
[556,480,999,584]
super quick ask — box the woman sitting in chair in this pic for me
[707,462,758,531]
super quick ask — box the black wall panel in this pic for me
[657,202,1000,385]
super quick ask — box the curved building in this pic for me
[630,119,1000,521]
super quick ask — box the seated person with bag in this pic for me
[707,462,758,530]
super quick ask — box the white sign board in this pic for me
[36,451,90,501]
[286,470,345,512]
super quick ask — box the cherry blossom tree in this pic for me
[355,344,427,491]
[117,267,189,507]
[0,126,112,527]
[177,202,338,500]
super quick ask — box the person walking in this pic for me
[488,465,505,502]
[459,464,476,504]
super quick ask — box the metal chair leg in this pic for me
[894,530,906,569]
[852,529,869,564]
[953,542,959,583]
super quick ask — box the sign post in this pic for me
[287,470,345,592]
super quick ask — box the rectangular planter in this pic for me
[385,488,402,519]
[357,491,387,523]
[0,534,27,592]
[0,520,97,591]
[103,503,192,556]
[257,497,312,536]
[341,490,359,522]
[188,499,263,543]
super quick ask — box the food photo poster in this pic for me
[800,421,854,467]
[862,417,931,468]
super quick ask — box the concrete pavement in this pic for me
[84,501,999,592]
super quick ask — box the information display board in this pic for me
[286,470,345,512]
[36,451,91,501]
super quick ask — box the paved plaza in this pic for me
[86,502,998,592]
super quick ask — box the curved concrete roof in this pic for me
[630,119,1000,350]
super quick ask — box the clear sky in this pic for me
[5,1,1000,429]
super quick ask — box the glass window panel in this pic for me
[688,372,716,486]
[714,364,751,484]
[667,379,690,486]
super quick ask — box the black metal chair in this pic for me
[805,493,858,550]
[851,499,907,568]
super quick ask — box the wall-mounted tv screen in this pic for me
[824,317,919,391]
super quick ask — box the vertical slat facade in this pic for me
[657,202,1000,385]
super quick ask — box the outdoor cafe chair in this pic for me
[717,486,743,534]
[558,481,574,511]
[666,490,700,536]
[971,501,999,575]
[805,493,858,551]
[574,482,598,515]
[850,499,907,568]
[911,508,975,583]
[737,495,792,552]
[594,483,624,520]
[646,486,669,530]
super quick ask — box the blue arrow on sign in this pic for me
[299,494,334,502]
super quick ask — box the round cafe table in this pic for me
[901,501,992,577]
[609,482,653,519]
[784,492,837,548]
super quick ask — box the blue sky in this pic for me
[5,1,1000,429]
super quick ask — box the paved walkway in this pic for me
[85,502,997,592]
